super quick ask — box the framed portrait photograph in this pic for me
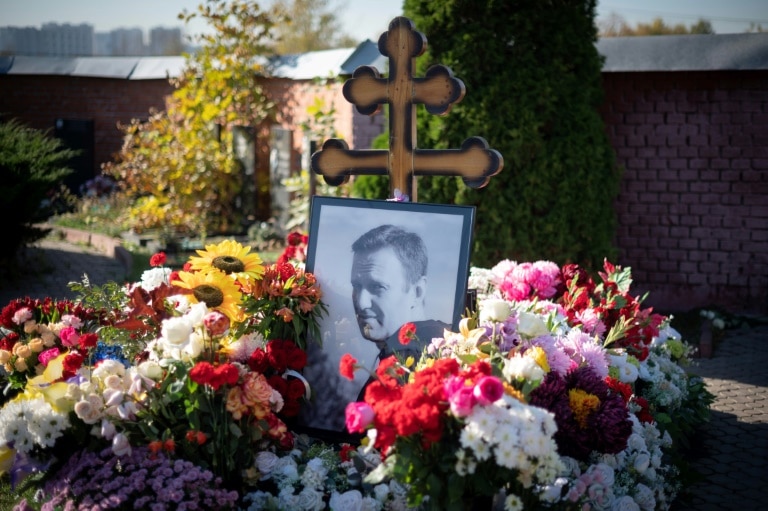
[297,196,475,436]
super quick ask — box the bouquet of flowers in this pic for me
[341,259,712,511]
[0,238,327,508]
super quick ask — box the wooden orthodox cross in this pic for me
[310,16,503,202]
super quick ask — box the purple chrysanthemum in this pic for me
[529,366,632,461]
[39,446,239,510]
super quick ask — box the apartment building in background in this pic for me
[0,23,184,56]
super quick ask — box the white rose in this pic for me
[373,484,390,502]
[137,360,164,381]
[362,496,382,511]
[618,363,639,383]
[111,433,132,456]
[329,490,363,511]
[627,433,645,452]
[254,451,279,475]
[611,495,640,511]
[296,488,325,511]
[633,452,650,473]
[479,299,512,323]
[517,312,550,338]
[184,331,205,359]
[93,359,126,379]
[186,301,209,326]
[161,316,194,347]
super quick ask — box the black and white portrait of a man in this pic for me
[299,197,473,433]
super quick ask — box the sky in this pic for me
[1,0,767,41]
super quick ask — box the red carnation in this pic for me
[339,353,357,380]
[286,232,304,247]
[189,361,216,387]
[78,332,98,350]
[62,352,85,378]
[398,322,417,346]
[150,252,167,267]
[213,363,239,388]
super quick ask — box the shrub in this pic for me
[0,119,75,261]
[356,1,621,270]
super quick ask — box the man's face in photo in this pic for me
[351,247,421,343]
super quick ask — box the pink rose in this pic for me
[345,402,374,433]
[38,347,61,367]
[203,311,230,337]
[444,376,476,417]
[59,326,79,347]
[473,376,504,406]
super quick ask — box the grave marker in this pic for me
[310,16,503,201]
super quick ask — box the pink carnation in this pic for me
[38,347,61,367]
[59,326,79,347]
[12,307,33,325]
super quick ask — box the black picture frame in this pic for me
[296,196,475,438]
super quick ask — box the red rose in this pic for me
[280,399,301,417]
[266,340,289,372]
[339,353,357,380]
[286,378,307,400]
[267,375,288,396]
[248,348,270,373]
[150,252,167,267]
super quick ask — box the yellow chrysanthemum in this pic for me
[527,346,551,373]
[173,270,246,323]
[569,388,601,429]
[187,240,264,285]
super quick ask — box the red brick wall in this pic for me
[0,75,174,175]
[600,71,768,315]
[3,70,765,315]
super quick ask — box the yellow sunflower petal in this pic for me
[173,270,245,323]
[187,240,264,284]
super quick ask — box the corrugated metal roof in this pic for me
[130,56,186,80]
[1,33,767,80]
[271,46,357,80]
[598,32,768,72]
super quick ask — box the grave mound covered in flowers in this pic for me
[0,237,712,510]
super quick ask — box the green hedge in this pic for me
[0,119,75,261]
[355,0,621,269]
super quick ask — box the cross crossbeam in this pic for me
[311,16,503,201]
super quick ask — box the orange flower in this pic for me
[226,387,249,420]
[276,307,294,322]
[148,440,163,454]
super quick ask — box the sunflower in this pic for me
[173,270,246,323]
[188,240,264,286]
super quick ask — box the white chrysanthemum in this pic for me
[138,267,172,291]
[1,397,69,452]
[503,493,524,511]
[459,422,484,451]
